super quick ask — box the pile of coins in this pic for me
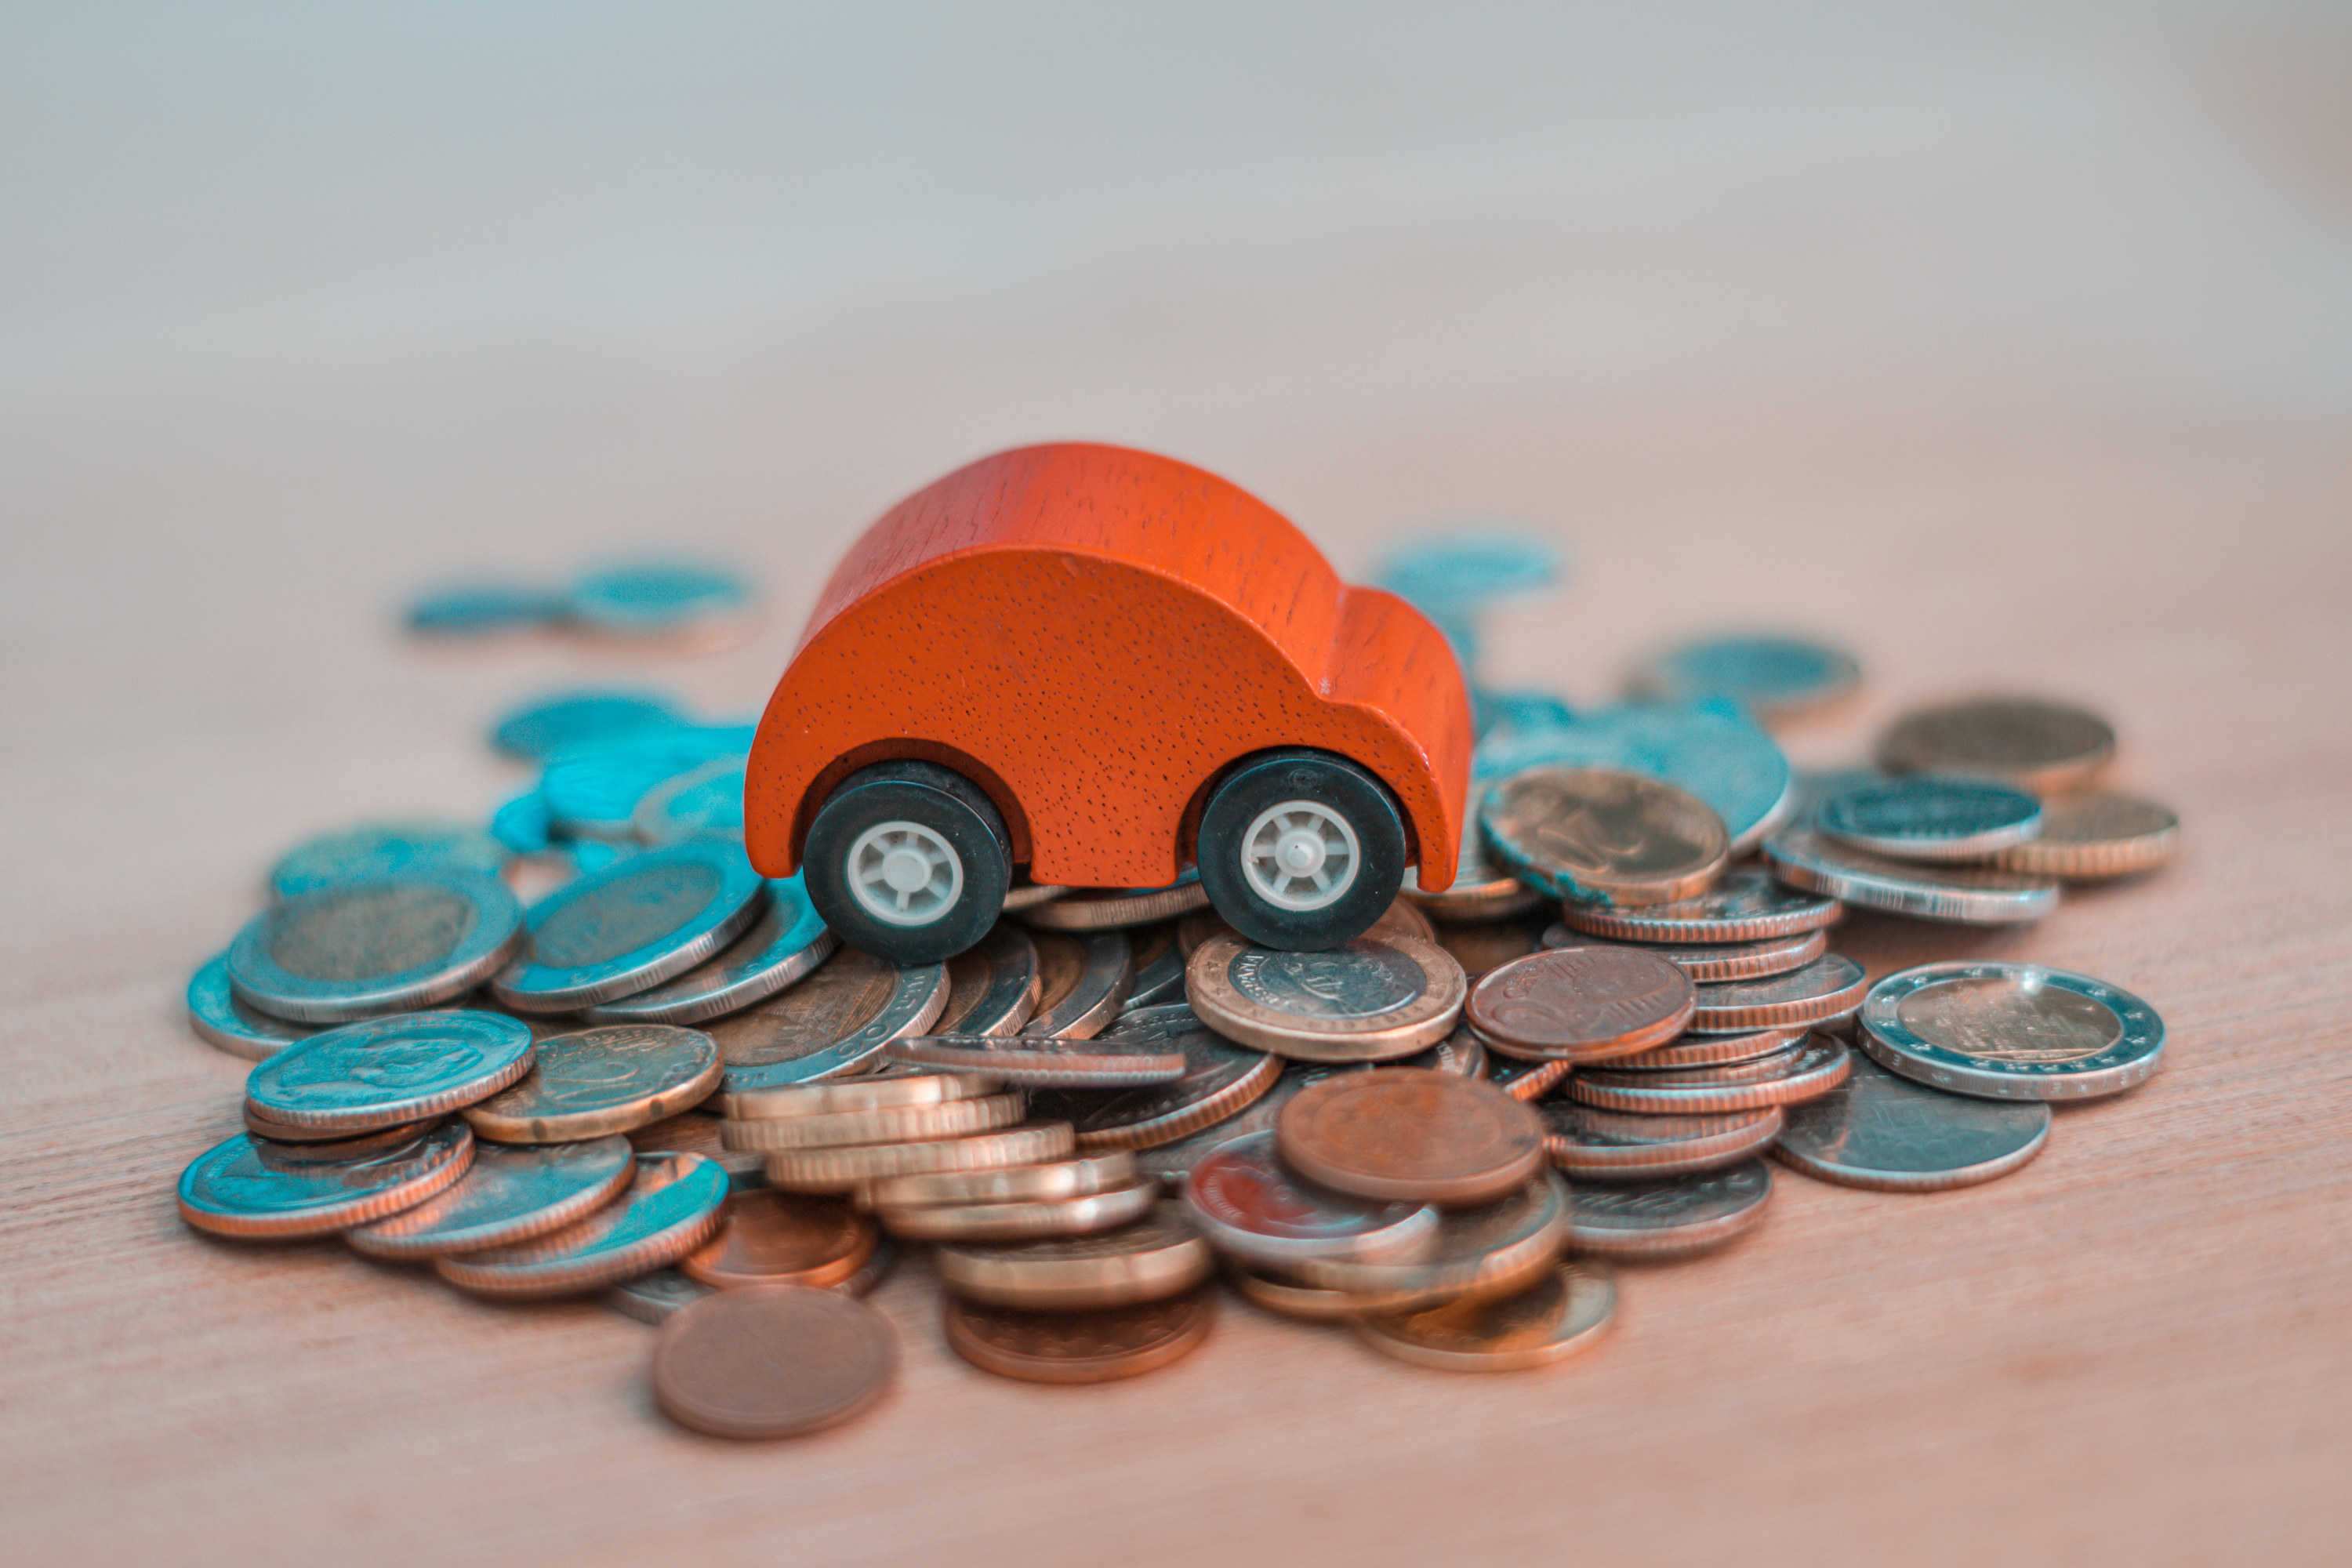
[175,619,2178,1436]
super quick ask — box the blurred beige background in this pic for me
[4,5,2350,1566]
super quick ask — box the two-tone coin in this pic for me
[1567,1036,1851,1114]
[764,1123,1076,1192]
[1277,1071,1544,1207]
[1289,1171,1569,1310]
[1467,947,1696,1062]
[1857,961,2165,1101]
[227,870,524,1023]
[346,1135,635,1258]
[1185,933,1465,1062]
[1995,791,2180,880]
[1773,1050,2052,1190]
[882,1033,1188,1088]
[1818,776,2043,862]
[935,1203,1214,1309]
[581,877,837,1025]
[1689,954,1867,1033]
[246,1011,535,1133]
[435,1150,730,1297]
[1474,703,1793,854]
[1877,697,2114,795]
[1625,634,1861,721]
[269,820,510,900]
[878,1182,1160,1243]
[1552,866,1841,945]
[931,922,1043,1035]
[652,1285,897,1439]
[1025,1004,1281,1150]
[630,756,746,846]
[711,947,950,1097]
[1018,931,1134,1039]
[1548,927,1827,983]
[1181,1131,1439,1269]
[679,1190,879,1289]
[943,1290,1214,1384]
[1016,872,1210,931]
[1480,767,1730,906]
[1539,1102,1784,1180]
[492,841,768,1011]
[1565,1160,1773,1258]
[1765,828,2060,924]
[463,1025,721,1142]
[1370,896,1438,946]
[178,1121,476,1240]
[1349,1258,1618,1371]
[722,1094,1026,1151]
[187,953,318,1062]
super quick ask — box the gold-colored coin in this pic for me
[877,1180,1159,1242]
[1876,696,2115,796]
[1020,931,1133,1040]
[720,1066,1004,1121]
[1228,1265,1381,1323]
[865,1152,1141,1209]
[1290,1170,1570,1311]
[1185,933,1466,1062]
[934,922,1042,1035]
[934,1202,1214,1310]
[764,1123,1076,1192]
[1348,1259,1618,1371]
[1994,790,2179,879]
[463,1024,722,1143]
[942,1290,1214,1384]
[720,1093,1025,1152]
[1479,767,1729,907]
[678,1190,878,1290]
[707,946,949,1093]
[1367,896,1436,944]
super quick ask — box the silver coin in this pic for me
[1548,926,1825,983]
[715,952,950,1096]
[1625,634,1861,721]
[1857,961,2165,1102]
[269,820,510,900]
[1025,1004,1280,1150]
[1551,866,1842,945]
[177,1121,476,1240]
[1569,1037,1850,1114]
[1290,1171,1570,1309]
[434,1151,731,1298]
[1773,1050,2051,1190]
[1000,881,1070,913]
[630,756,747,846]
[539,725,755,843]
[604,1266,716,1324]
[1021,930,1134,1039]
[1540,1102,1784,1180]
[1764,827,2060,924]
[1817,776,2044,862]
[492,841,768,1012]
[883,1033,1187,1087]
[346,1135,637,1258]
[245,1011,537,1131]
[1690,954,1869,1033]
[1181,1131,1439,1269]
[566,558,753,641]
[1121,922,1188,1011]
[490,690,685,760]
[579,877,836,1025]
[406,581,564,638]
[1398,821,1546,923]
[226,869,524,1024]
[1012,870,1211,930]
[1610,1025,1806,1070]
[186,953,318,1062]
[1565,1158,1773,1259]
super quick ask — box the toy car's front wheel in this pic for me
[804,760,1011,964]
[1197,750,1407,950]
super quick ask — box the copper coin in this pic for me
[652,1285,898,1438]
[764,1123,1077,1192]
[943,1290,1213,1384]
[434,1151,728,1298]
[1548,926,1827,983]
[1690,954,1867,1033]
[935,1202,1214,1309]
[243,1103,434,1145]
[1020,931,1134,1040]
[1550,866,1841,944]
[680,1190,877,1289]
[1277,1069,1544,1206]
[1538,1102,1784,1179]
[1994,790,2180,879]
[933,921,1043,1036]
[1468,947,1697,1062]
[1569,1036,1852,1114]
[1483,1051,1571,1102]
[224,869,524,1024]
[1609,1025,1806,1070]
[626,1109,764,1179]
[1025,1004,1280,1150]
[1229,1265,1377,1322]
[721,1065,1004,1120]
[866,1152,1141,1209]
[1185,933,1467,1062]
[1291,1170,1570,1309]
[347,1134,635,1258]
[1877,697,2115,796]
[881,1033,1189,1088]
[1349,1258,1618,1371]
[463,1024,722,1143]
[1367,895,1437,945]
[720,1093,1026,1151]
[1479,766,1730,906]
[878,1181,1160,1243]
[1016,877,1211,930]
[178,1121,475,1240]
[1181,1131,1439,1266]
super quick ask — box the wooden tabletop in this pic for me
[5,9,2349,1565]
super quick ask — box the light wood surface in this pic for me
[5,9,2350,1566]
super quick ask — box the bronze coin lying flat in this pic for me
[1479,767,1730,906]
[1276,1069,1544,1207]
[679,1190,878,1290]
[1467,947,1697,1062]
[463,1024,722,1144]
[1876,696,2114,796]
[652,1285,898,1438]
[1994,789,2180,879]
[1349,1259,1618,1371]
[942,1289,1214,1384]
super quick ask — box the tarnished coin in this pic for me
[1690,954,1868,1033]
[1994,790,2180,880]
[435,1151,730,1298]
[1185,933,1465,1062]
[883,1033,1188,1088]
[247,1011,535,1132]
[1570,1036,1851,1114]
[1121,921,1189,1011]
[1878,697,2115,795]
[346,1135,635,1258]
[491,690,685,761]
[652,1285,897,1439]
[1467,947,1696,1062]
[187,953,318,1062]
[711,946,950,1095]
[722,1065,1002,1121]
[1551,926,1826,984]
[944,1290,1214,1384]
[269,820,510,900]
[227,870,524,1024]
[765,1123,1077,1192]
[580,877,837,1025]
[1018,931,1133,1039]
[1483,1051,1572,1102]
[933,922,1044,1035]
[1292,1171,1570,1309]
[605,1268,717,1324]
[1228,1264,1382,1322]
[1626,634,1861,721]
[880,1181,1160,1242]
[1430,917,1544,979]
[1474,703,1793,855]
[679,1190,878,1289]
[936,1203,1214,1309]
[463,1024,721,1142]
[1399,822,1544,922]
[1766,827,2060,924]
[869,1152,1142,1209]
[1480,767,1730,906]
[1610,1025,1806,1069]
[178,1120,475,1240]
[492,841,768,1011]
[1552,866,1842,945]
[1025,1004,1281,1150]
[1182,1131,1439,1268]
[1540,1102,1784,1180]
[1277,1071,1544,1205]
[630,755,746,846]
[244,1104,434,1145]
[568,558,754,643]
[721,1094,1025,1151]
[1773,1050,2052,1190]
[1014,872,1210,931]
[1857,961,2165,1101]
[1566,1160,1773,1258]
[1819,776,2043,862]
[1350,1258,1618,1371]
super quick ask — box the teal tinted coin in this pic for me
[491,691,688,761]
[492,840,769,1012]
[226,869,525,1024]
[187,953,318,1062]
[583,875,837,1025]
[633,756,746,845]
[490,792,555,855]
[567,560,753,640]
[540,725,755,841]
[406,582,564,638]
[247,1011,536,1131]
[270,819,510,899]
[1818,775,2042,863]
[1628,634,1860,720]
[1474,700,1793,854]
[1376,531,1562,608]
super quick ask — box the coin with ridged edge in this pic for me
[1819,775,2044,862]
[463,1024,721,1143]
[764,1123,1076,1192]
[867,1152,1141,1210]
[1773,1050,2052,1190]
[653,1286,898,1439]
[1020,931,1133,1039]
[580,877,837,1025]
[1766,827,2060,924]
[246,1011,535,1132]
[1552,867,1842,945]
[879,1181,1160,1243]
[932,922,1044,1035]
[492,842,768,1012]
[179,1120,475,1240]
[1857,960,2165,1102]
[1181,1131,1440,1269]
[711,947,949,1096]
[1276,1070,1544,1206]
[721,1093,1025,1151]
[721,1065,1002,1121]
[1540,1102,1784,1180]
[245,1103,434,1145]
[1689,954,1867,1033]
[1480,767,1730,906]
[1468,947,1695,1062]
[1570,1036,1851,1114]
[187,953,318,1061]
[1566,1160,1773,1258]
[881,1030,1188,1088]
[1399,822,1545,922]
[1185,933,1465,1062]
[679,1189,878,1290]
[1877,697,2115,796]
[935,1203,1214,1310]
[1121,921,1189,1011]
[1291,1170,1569,1309]
[227,869,524,1024]
[344,1134,633,1258]
[1609,1025,1806,1070]
[1994,791,2180,880]
[434,1150,728,1298]
[269,818,513,899]
[1548,925,1826,983]
[1014,874,1210,931]
[1483,1051,1572,1102]
[1025,1004,1280,1151]
[1350,1258,1618,1371]
[944,1289,1214,1384]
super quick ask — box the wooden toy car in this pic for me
[744,443,1472,964]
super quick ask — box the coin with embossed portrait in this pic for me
[435,1150,729,1297]
[1565,1159,1773,1258]
[1877,696,2115,796]
[1858,961,2164,1101]
[1018,931,1134,1039]
[1350,1258,1618,1371]
[1553,927,1826,984]
[1568,1036,1850,1114]
[1773,1049,2051,1190]
[1552,866,1841,945]
[1480,767,1729,907]
[227,869,524,1024]
[936,1202,1214,1309]
[581,876,837,1025]
[1181,1131,1439,1269]
[1539,1102,1784,1180]
[678,1189,878,1290]
[492,841,768,1012]
[1690,953,1867,1033]
[1277,1070,1544,1207]
[463,1024,721,1142]
[246,1011,535,1132]
[187,953,318,1062]
[944,1289,1214,1384]
[345,1134,634,1258]
[178,1120,476,1240]
[1468,946,1696,1062]
[710,946,949,1098]
[1024,1004,1282,1149]
[1185,932,1465,1062]
[1766,826,2060,924]
[1818,775,2043,863]
[1994,790,2180,880]
[653,1285,898,1439]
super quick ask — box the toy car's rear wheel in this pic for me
[1197,750,1406,950]
[804,760,1011,964]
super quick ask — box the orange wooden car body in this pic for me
[744,442,1471,892]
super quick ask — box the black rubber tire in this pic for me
[803,760,1011,964]
[1196,749,1408,950]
